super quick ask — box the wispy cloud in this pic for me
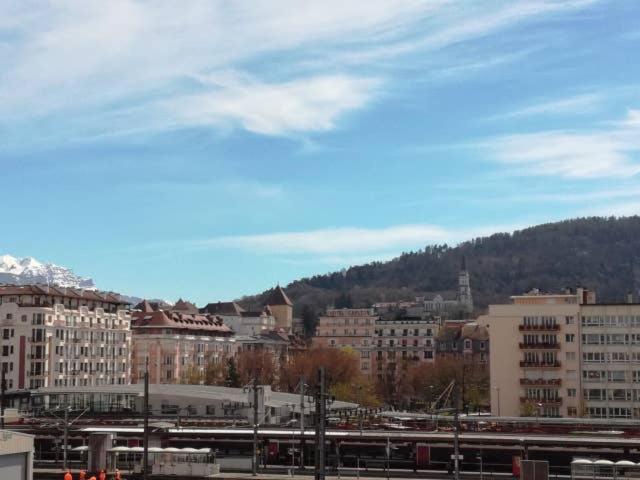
[493,93,603,119]
[0,0,601,146]
[483,109,640,178]
[179,222,528,256]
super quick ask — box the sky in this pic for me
[1,0,639,303]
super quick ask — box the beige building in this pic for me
[313,308,377,374]
[0,285,131,394]
[264,286,293,331]
[480,287,640,419]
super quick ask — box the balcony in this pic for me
[519,342,560,350]
[520,397,563,406]
[519,361,561,368]
[519,324,560,331]
[520,378,562,386]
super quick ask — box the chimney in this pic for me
[627,291,634,304]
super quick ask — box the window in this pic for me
[567,406,577,416]
[5,314,11,320]
[479,341,486,350]
[566,352,576,361]
[1,346,8,357]
[565,334,575,343]
[464,339,472,350]
[424,350,433,359]
[565,316,575,325]
[567,388,576,397]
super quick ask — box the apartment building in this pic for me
[313,308,377,374]
[130,300,235,384]
[0,285,132,392]
[435,320,489,366]
[579,302,640,419]
[372,316,439,382]
[478,287,640,418]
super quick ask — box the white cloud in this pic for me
[484,109,640,179]
[0,0,601,144]
[160,74,379,136]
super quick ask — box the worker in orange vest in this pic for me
[98,470,106,480]
[79,470,86,480]
[64,470,72,480]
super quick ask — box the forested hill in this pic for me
[242,217,640,325]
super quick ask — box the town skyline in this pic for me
[2,1,639,302]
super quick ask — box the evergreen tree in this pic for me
[225,357,240,387]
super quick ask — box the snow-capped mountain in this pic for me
[0,254,96,289]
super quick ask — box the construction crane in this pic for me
[430,380,456,412]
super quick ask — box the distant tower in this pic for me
[457,256,473,312]
[264,285,293,331]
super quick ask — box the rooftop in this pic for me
[264,285,293,307]
[0,284,127,305]
[32,384,356,410]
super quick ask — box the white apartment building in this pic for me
[373,317,439,382]
[480,287,640,419]
[0,285,132,393]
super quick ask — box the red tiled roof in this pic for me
[131,310,233,334]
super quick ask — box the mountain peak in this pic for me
[0,254,96,289]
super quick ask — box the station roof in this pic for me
[33,384,356,411]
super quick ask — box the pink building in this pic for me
[131,300,235,384]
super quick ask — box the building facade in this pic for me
[264,286,293,331]
[0,285,132,392]
[130,300,235,384]
[477,287,640,418]
[313,308,377,374]
[435,320,489,366]
[372,316,440,383]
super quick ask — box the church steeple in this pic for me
[457,256,473,312]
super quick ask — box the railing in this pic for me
[519,324,560,331]
[519,342,560,349]
[519,361,561,368]
[520,378,562,386]
[520,396,563,405]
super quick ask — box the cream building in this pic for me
[313,308,377,374]
[0,285,131,395]
[480,287,640,419]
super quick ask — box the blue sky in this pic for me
[1,1,639,303]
